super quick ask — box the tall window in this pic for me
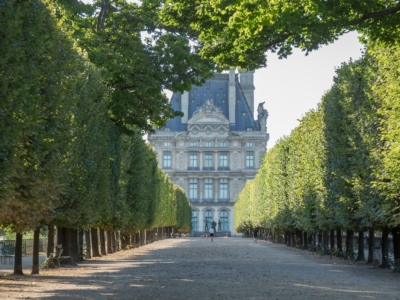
[190,141,197,147]
[164,142,171,147]
[205,210,213,230]
[219,152,228,167]
[205,142,212,147]
[204,178,213,199]
[219,178,228,199]
[246,151,254,168]
[220,210,228,231]
[204,151,213,168]
[246,142,253,148]
[189,178,198,199]
[163,151,171,169]
[220,141,227,147]
[191,211,198,231]
[189,151,198,167]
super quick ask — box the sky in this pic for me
[252,31,363,148]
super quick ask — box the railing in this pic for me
[202,198,215,203]
[187,167,200,171]
[218,198,230,203]
[218,167,230,171]
[0,239,47,256]
[202,167,215,171]
[189,198,199,203]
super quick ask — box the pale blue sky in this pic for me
[253,31,363,147]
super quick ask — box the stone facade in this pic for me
[148,70,268,234]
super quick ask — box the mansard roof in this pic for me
[164,73,260,132]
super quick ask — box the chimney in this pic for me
[239,70,255,117]
[228,68,236,124]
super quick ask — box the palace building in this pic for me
[148,69,269,235]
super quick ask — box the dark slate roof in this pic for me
[164,74,260,132]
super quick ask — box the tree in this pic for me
[162,0,400,69]
[0,0,84,274]
[52,0,218,133]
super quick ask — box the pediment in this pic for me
[188,99,229,125]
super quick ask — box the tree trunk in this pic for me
[56,226,65,246]
[121,233,127,249]
[70,229,79,263]
[337,230,342,252]
[91,228,101,257]
[58,227,73,263]
[14,232,24,275]
[323,231,329,253]
[107,231,113,254]
[85,230,92,259]
[47,224,55,257]
[31,227,40,274]
[380,227,390,268]
[111,232,116,252]
[78,231,84,260]
[116,232,120,251]
[330,230,335,249]
[366,228,374,264]
[345,230,354,258]
[392,226,400,267]
[356,231,365,261]
[303,232,308,249]
[297,229,303,247]
[100,228,106,255]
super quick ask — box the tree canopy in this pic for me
[161,0,400,69]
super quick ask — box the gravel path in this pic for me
[1,237,399,299]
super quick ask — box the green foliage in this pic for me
[52,0,217,133]
[0,0,191,237]
[162,0,400,69]
[368,41,400,227]
[235,44,400,233]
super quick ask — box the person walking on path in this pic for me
[253,228,258,243]
[209,227,215,242]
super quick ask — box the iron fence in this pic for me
[0,239,47,256]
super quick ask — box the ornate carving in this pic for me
[232,153,240,169]
[192,99,223,116]
[233,182,240,197]
[178,153,186,169]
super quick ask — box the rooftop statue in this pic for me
[193,99,223,116]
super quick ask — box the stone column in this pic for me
[199,150,203,170]
[214,177,219,202]
[198,209,203,232]
[198,178,202,201]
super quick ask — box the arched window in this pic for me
[191,211,198,232]
[204,210,213,230]
[220,210,228,231]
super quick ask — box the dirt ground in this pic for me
[1,237,399,300]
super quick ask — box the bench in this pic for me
[385,256,400,273]
[41,245,70,268]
